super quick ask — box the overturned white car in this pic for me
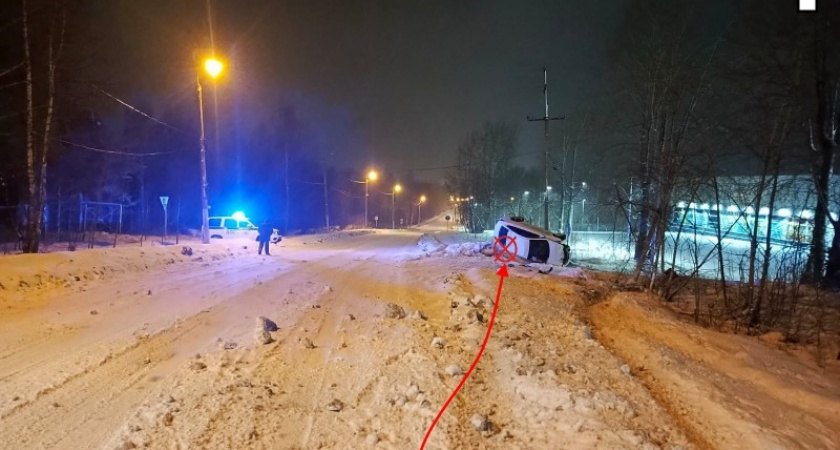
[493,217,570,266]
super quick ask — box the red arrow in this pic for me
[420,264,509,449]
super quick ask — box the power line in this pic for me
[332,187,363,199]
[292,178,323,185]
[90,83,188,134]
[58,139,173,156]
[408,150,543,173]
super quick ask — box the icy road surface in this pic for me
[0,220,838,449]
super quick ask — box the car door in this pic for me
[224,218,238,236]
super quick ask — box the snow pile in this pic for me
[552,266,588,279]
[0,241,248,295]
[300,229,375,245]
[416,233,489,257]
[443,242,487,257]
[416,233,446,254]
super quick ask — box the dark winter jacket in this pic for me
[257,223,273,242]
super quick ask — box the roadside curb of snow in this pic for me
[0,243,247,296]
[416,233,489,258]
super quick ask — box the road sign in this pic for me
[159,196,169,242]
[445,215,451,221]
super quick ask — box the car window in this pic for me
[239,221,251,229]
[209,218,222,228]
[508,225,540,239]
[224,219,238,230]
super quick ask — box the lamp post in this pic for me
[520,191,529,217]
[582,198,587,229]
[365,169,378,228]
[391,184,402,229]
[545,186,552,229]
[417,195,426,224]
[579,181,588,231]
[197,57,223,244]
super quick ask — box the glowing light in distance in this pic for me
[204,58,224,78]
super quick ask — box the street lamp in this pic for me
[391,183,402,229]
[365,169,378,228]
[520,191,530,216]
[197,56,224,244]
[417,195,426,224]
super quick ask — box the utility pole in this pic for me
[197,73,210,244]
[322,165,330,229]
[528,67,564,230]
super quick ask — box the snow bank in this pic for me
[552,266,588,279]
[415,233,489,258]
[416,234,446,254]
[0,241,248,295]
[443,242,487,256]
[300,229,375,245]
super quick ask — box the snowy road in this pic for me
[0,223,837,449]
[0,230,432,449]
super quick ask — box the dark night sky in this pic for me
[95,0,629,178]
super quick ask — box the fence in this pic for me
[1,194,194,253]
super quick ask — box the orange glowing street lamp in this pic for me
[392,183,402,229]
[364,169,379,228]
[197,56,225,244]
[417,195,427,224]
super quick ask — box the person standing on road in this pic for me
[257,220,273,256]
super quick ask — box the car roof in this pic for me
[209,216,250,220]
[497,217,562,242]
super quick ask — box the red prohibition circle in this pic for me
[493,235,517,263]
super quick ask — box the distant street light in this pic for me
[417,195,426,224]
[365,169,378,228]
[197,56,224,244]
[392,183,402,229]
[520,191,530,217]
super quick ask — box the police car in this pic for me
[493,216,570,266]
[208,212,282,243]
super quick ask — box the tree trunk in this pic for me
[21,0,38,253]
[20,0,64,254]
[711,174,729,310]
[751,165,781,327]
[824,219,840,288]
[804,30,838,285]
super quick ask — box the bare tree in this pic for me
[804,7,840,287]
[446,121,519,232]
[21,0,66,253]
[612,1,719,280]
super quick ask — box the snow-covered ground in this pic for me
[0,211,838,449]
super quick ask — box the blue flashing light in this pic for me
[232,211,247,221]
